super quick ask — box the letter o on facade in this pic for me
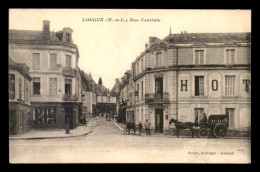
[212,80,218,91]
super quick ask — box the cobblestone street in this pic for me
[9,117,250,163]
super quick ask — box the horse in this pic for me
[126,122,136,135]
[169,118,196,138]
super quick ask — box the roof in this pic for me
[9,57,32,81]
[9,30,60,41]
[162,32,251,43]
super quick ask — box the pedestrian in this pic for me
[144,120,151,136]
[137,121,143,136]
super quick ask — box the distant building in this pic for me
[9,20,82,129]
[9,58,32,135]
[96,77,117,116]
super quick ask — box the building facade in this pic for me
[9,20,82,129]
[9,58,32,135]
[131,31,251,135]
[96,77,117,116]
[79,70,97,120]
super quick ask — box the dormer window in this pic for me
[82,84,86,90]
[66,33,71,43]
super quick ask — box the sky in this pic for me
[9,9,251,90]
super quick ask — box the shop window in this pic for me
[33,77,41,95]
[195,76,204,96]
[9,74,15,100]
[34,107,56,125]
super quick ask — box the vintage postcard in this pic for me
[8,9,251,163]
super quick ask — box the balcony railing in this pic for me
[63,94,78,101]
[62,67,77,77]
[145,92,169,104]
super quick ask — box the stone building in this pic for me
[131,31,251,135]
[79,70,96,120]
[9,58,32,135]
[9,20,82,129]
[96,77,117,116]
[118,67,136,124]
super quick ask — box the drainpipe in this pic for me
[176,46,179,120]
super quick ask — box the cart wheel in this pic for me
[213,124,228,138]
[198,128,209,138]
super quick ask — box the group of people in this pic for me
[126,120,151,136]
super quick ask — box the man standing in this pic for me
[144,120,151,136]
[137,121,143,136]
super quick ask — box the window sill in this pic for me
[222,96,239,98]
[31,94,42,97]
[191,96,207,98]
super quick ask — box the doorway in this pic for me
[65,107,73,129]
[9,110,17,135]
[155,109,163,133]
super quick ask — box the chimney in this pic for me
[42,20,50,40]
[145,43,148,50]
[184,31,187,41]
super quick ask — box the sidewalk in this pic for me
[9,118,97,140]
[111,122,250,139]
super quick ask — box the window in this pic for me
[49,78,57,95]
[141,109,143,122]
[137,63,139,74]
[9,74,15,100]
[33,77,41,95]
[226,108,235,128]
[32,53,40,70]
[19,78,22,100]
[65,79,72,96]
[243,79,250,93]
[50,53,58,70]
[65,55,71,68]
[25,82,28,103]
[195,50,204,65]
[195,76,204,96]
[137,84,139,101]
[141,59,143,72]
[194,108,204,124]
[156,52,162,67]
[155,78,163,99]
[226,49,235,64]
[66,33,71,42]
[141,81,144,100]
[33,107,56,125]
[82,84,86,90]
[225,76,235,96]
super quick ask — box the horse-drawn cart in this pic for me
[198,114,229,138]
[169,113,229,138]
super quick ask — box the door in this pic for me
[155,109,163,133]
[65,107,73,129]
[9,110,17,135]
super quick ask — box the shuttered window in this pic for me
[32,53,40,70]
[50,53,58,70]
[226,49,235,64]
[156,52,162,67]
[195,50,204,65]
[225,76,235,95]
[49,78,57,95]
[195,76,204,96]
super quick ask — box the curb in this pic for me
[112,122,124,131]
[9,130,93,140]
